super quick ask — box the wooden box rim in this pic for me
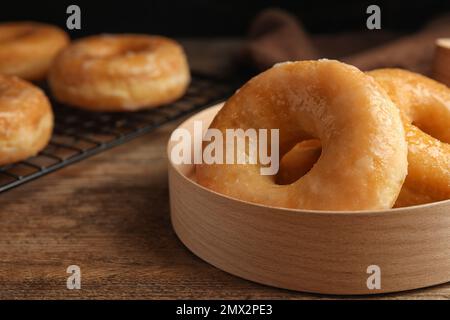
[167,103,450,295]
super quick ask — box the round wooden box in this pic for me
[167,103,450,295]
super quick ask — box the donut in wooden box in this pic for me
[168,103,450,295]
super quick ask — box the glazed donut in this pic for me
[0,75,53,165]
[0,22,69,81]
[276,139,321,185]
[196,60,408,211]
[368,69,450,207]
[49,34,190,112]
[277,70,450,207]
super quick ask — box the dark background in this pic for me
[1,0,449,37]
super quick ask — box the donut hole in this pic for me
[275,139,322,185]
[412,121,434,138]
[410,101,450,143]
[412,119,450,144]
[83,40,151,59]
[118,43,152,56]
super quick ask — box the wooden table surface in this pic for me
[0,39,448,300]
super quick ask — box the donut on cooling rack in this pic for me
[196,60,408,211]
[48,34,191,112]
[0,22,69,81]
[0,75,53,165]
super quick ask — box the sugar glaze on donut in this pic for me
[0,75,53,165]
[196,60,408,211]
[0,22,69,81]
[368,69,450,207]
[49,34,190,111]
[276,69,450,207]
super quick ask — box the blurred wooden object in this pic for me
[244,9,450,75]
[344,14,450,74]
[433,38,450,86]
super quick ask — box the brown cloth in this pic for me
[243,9,318,70]
[243,8,450,75]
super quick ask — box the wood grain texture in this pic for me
[169,105,450,296]
[0,115,448,300]
[0,38,449,300]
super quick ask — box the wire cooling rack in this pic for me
[0,73,235,193]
